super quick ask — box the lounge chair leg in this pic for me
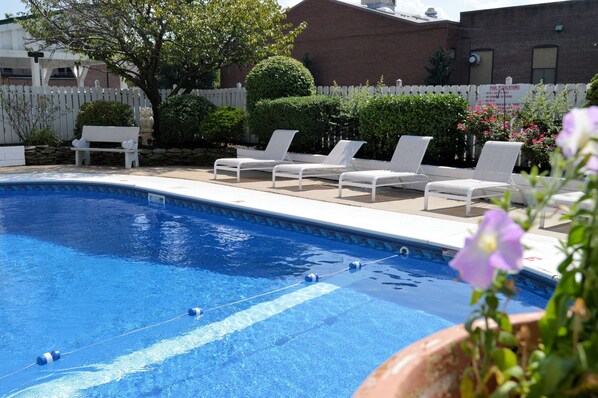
[423,185,430,210]
[272,169,277,188]
[372,186,376,202]
[298,171,303,191]
[213,164,218,180]
[236,167,241,182]
[540,209,546,229]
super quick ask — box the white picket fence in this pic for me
[0,83,590,144]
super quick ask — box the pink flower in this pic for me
[556,107,598,172]
[449,210,524,289]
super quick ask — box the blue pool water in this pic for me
[0,186,549,397]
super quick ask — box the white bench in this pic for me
[72,126,140,168]
[0,146,25,166]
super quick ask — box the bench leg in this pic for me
[125,151,140,168]
[75,151,91,166]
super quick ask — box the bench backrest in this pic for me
[82,126,140,143]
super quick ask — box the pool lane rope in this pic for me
[0,251,403,380]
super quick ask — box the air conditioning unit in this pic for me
[468,53,481,65]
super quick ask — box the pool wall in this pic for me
[0,181,555,299]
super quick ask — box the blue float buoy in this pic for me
[188,308,204,317]
[349,261,362,270]
[304,273,320,283]
[36,350,61,366]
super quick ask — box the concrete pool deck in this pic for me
[0,165,569,282]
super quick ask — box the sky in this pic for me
[0,0,572,22]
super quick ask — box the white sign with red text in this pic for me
[478,84,532,108]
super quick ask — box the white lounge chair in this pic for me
[272,140,366,190]
[424,141,523,216]
[540,190,592,228]
[338,135,432,201]
[213,129,299,182]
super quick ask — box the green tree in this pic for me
[19,0,305,139]
[424,47,451,85]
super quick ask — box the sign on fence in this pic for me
[478,84,532,107]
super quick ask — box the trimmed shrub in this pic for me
[25,127,63,146]
[200,107,247,145]
[358,94,468,165]
[75,100,134,138]
[249,95,344,154]
[245,56,315,114]
[585,72,598,107]
[158,94,216,146]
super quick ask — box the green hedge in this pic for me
[200,107,247,145]
[585,72,598,107]
[248,95,344,154]
[75,100,134,138]
[158,94,216,146]
[358,94,468,165]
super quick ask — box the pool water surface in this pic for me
[0,187,549,397]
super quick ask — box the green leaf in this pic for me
[489,381,519,398]
[497,330,517,346]
[460,371,476,398]
[491,347,518,370]
[567,224,586,246]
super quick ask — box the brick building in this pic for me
[456,0,598,85]
[221,0,598,87]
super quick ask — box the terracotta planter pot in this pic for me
[354,311,544,398]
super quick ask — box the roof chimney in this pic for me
[425,7,438,18]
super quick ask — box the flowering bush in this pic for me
[512,123,557,170]
[454,106,598,397]
[457,103,513,145]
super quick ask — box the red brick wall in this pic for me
[286,0,458,86]
[455,0,598,84]
[220,0,459,87]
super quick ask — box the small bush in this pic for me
[585,72,598,107]
[512,123,556,170]
[75,100,134,138]
[457,103,513,146]
[249,95,344,154]
[200,107,247,145]
[245,56,315,114]
[25,127,63,146]
[158,94,216,146]
[517,83,568,134]
[358,94,469,165]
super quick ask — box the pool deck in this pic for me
[0,165,568,282]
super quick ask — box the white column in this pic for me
[30,57,41,86]
[71,64,89,87]
[41,67,53,86]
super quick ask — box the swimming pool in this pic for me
[0,183,551,397]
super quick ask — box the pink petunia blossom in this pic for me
[449,210,524,289]
[556,107,598,172]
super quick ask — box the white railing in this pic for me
[0,83,590,144]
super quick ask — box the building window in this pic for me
[54,67,75,78]
[468,49,493,85]
[532,46,557,84]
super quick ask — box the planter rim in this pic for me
[353,311,544,398]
